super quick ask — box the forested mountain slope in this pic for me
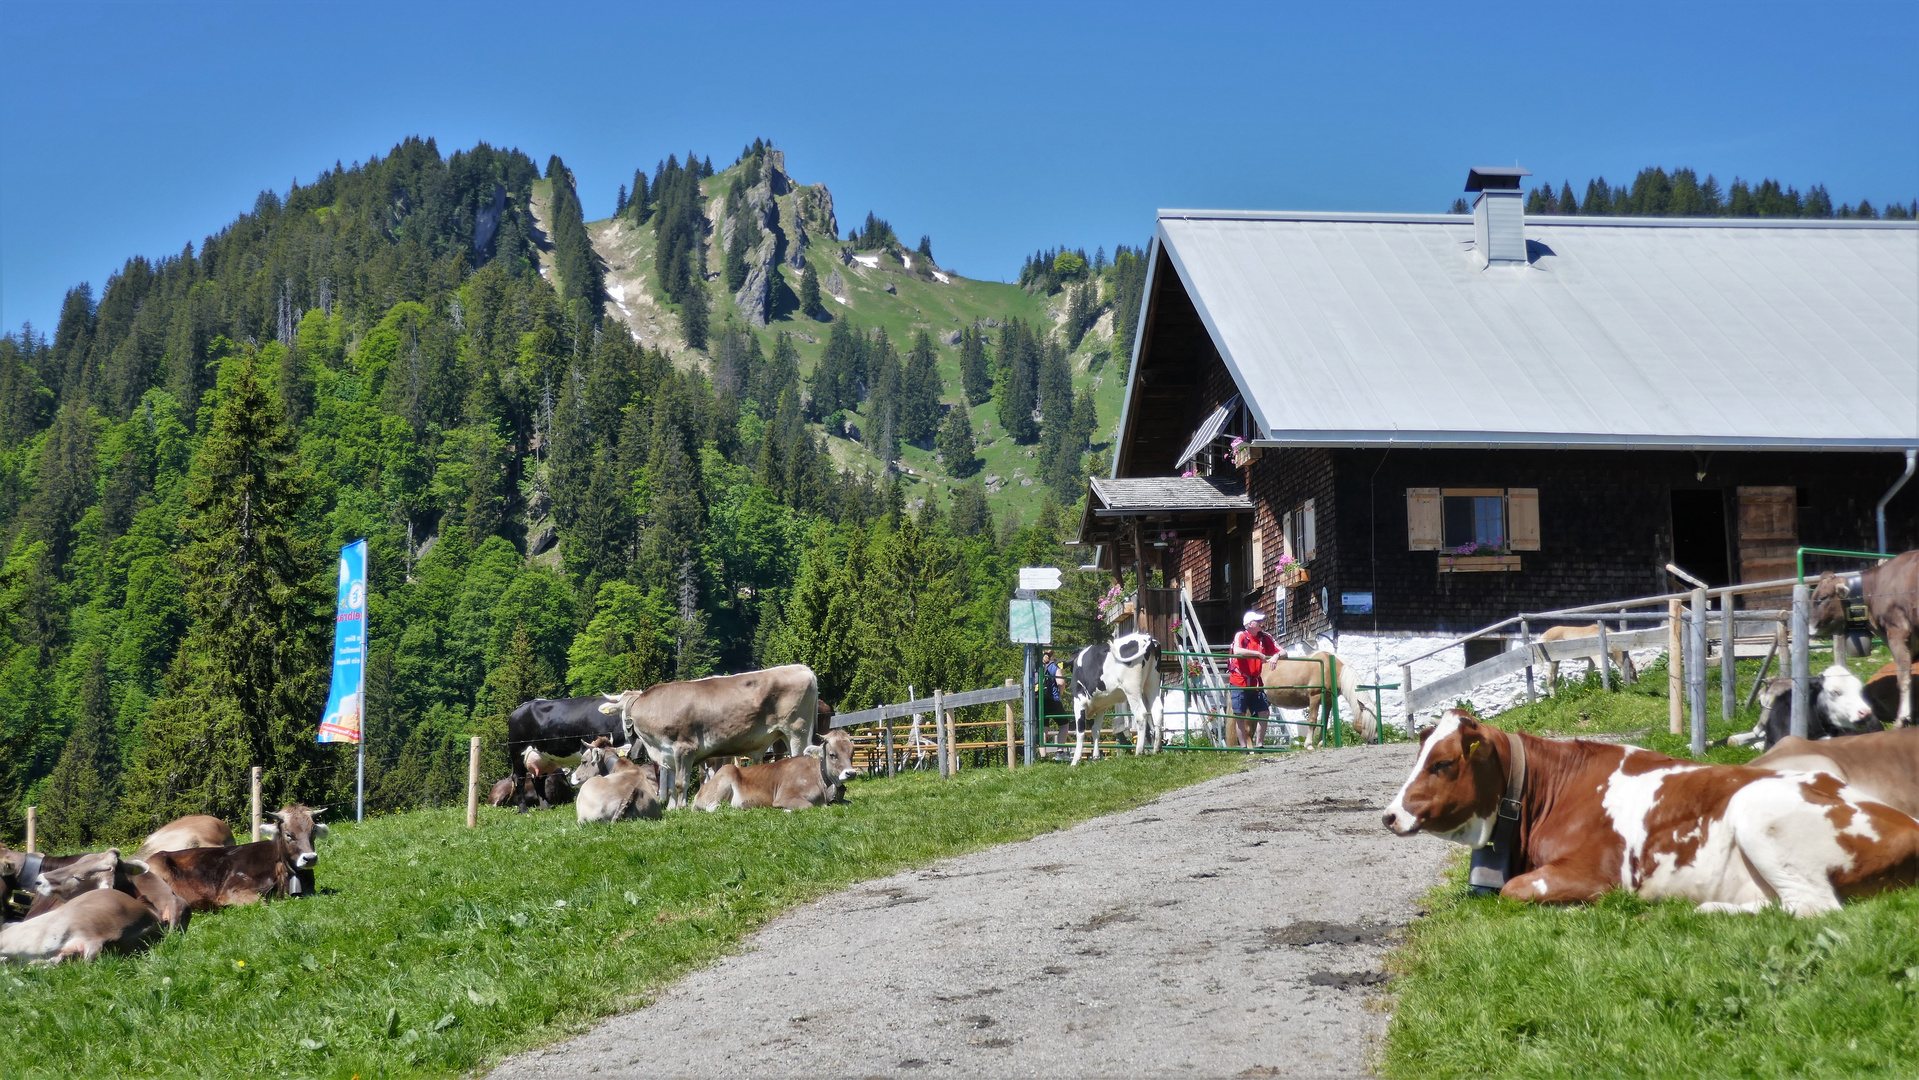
[0,138,1132,846]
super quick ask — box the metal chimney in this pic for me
[1467,166,1531,267]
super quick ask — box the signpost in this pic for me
[1011,570,1057,766]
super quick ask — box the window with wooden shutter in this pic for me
[1507,488,1540,551]
[1280,510,1294,560]
[1302,499,1317,561]
[1407,488,1442,550]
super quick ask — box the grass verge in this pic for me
[3,753,1240,1078]
[1384,859,1919,1078]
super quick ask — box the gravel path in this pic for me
[491,744,1448,1079]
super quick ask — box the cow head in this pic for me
[1383,710,1505,848]
[33,849,148,900]
[568,740,620,786]
[1816,664,1876,729]
[260,805,325,869]
[805,730,858,784]
[1810,572,1852,636]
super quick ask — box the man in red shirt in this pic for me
[1228,610,1282,748]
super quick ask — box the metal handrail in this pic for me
[1796,546,1893,581]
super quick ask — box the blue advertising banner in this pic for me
[317,539,368,744]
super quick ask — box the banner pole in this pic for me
[357,545,367,824]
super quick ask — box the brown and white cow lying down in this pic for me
[142,804,326,911]
[133,814,235,861]
[568,741,663,823]
[0,889,162,964]
[600,664,821,809]
[1385,710,1919,915]
[695,729,858,812]
[1753,727,1919,821]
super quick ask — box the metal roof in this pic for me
[1146,211,1919,451]
[1088,476,1253,514]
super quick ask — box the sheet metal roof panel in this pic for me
[1155,214,1919,447]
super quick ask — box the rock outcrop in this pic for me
[825,269,847,299]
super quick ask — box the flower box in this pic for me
[1278,565,1309,588]
[1438,555,1522,574]
[1231,444,1260,467]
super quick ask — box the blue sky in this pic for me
[3,1,1915,333]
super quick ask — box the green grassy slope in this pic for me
[585,158,1129,523]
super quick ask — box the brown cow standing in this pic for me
[1385,710,1919,915]
[143,804,325,911]
[696,729,858,811]
[1538,624,1639,690]
[600,665,820,809]
[1813,551,1919,726]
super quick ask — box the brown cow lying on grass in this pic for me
[133,814,235,860]
[1814,550,1919,725]
[2,846,148,917]
[0,889,162,964]
[1386,709,1919,915]
[567,740,662,823]
[142,804,325,911]
[695,729,858,812]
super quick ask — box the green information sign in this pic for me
[1009,599,1052,644]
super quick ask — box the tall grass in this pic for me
[2,754,1239,1079]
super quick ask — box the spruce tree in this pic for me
[799,264,826,320]
[899,331,941,445]
[959,325,992,406]
[917,235,934,263]
[38,650,117,848]
[681,279,709,350]
[950,477,991,538]
[119,351,327,828]
[937,405,981,478]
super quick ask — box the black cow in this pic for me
[508,696,626,813]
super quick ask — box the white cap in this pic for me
[1242,610,1266,626]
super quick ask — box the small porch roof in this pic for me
[1072,475,1254,571]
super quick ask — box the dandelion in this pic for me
[233,960,246,970]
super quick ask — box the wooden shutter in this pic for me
[1280,510,1294,560]
[1507,488,1540,551]
[1250,526,1264,586]
[1737,486,1798,584]
[1407,488,1442,550]
[1302,499,1317,561]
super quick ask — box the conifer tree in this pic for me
[681,279,709,350]
[937,404,981,478]
[37,650,117,848]
[799,264,826,320]
[917,235,934,263]
[119,351,326,828]
[958,325,992,406]
[615,184,628,216]
[950,477,991,538]
[899,331,941,445]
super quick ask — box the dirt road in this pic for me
[490,744,1447,1079]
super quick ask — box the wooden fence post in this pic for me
[250,766,262,842]
[24,806,35,855]
[466,736,482,828]
[1668,599,1684,735]
[934,689,948,779]
[1720,594,1737,721]
[1595,620,1613,692]
[1690,588,1709,756]
[1520,619,1535,704]
[884,714,896,779]
[1790,584,1812,740]
[1005,679,1017,768]
[1399,663,1414,736]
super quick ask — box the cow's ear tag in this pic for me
[1463,737,1481,757]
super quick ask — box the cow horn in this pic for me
[310,806,327,818]
[602,691,625,701]
[122,858,149,874]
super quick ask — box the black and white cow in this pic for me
[507,696,626,812]
[1069,633,1163,765]
[1727,665,1879,750]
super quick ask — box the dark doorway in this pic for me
[1670,490,1731,587]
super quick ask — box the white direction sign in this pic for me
[1018,566,1063,591]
